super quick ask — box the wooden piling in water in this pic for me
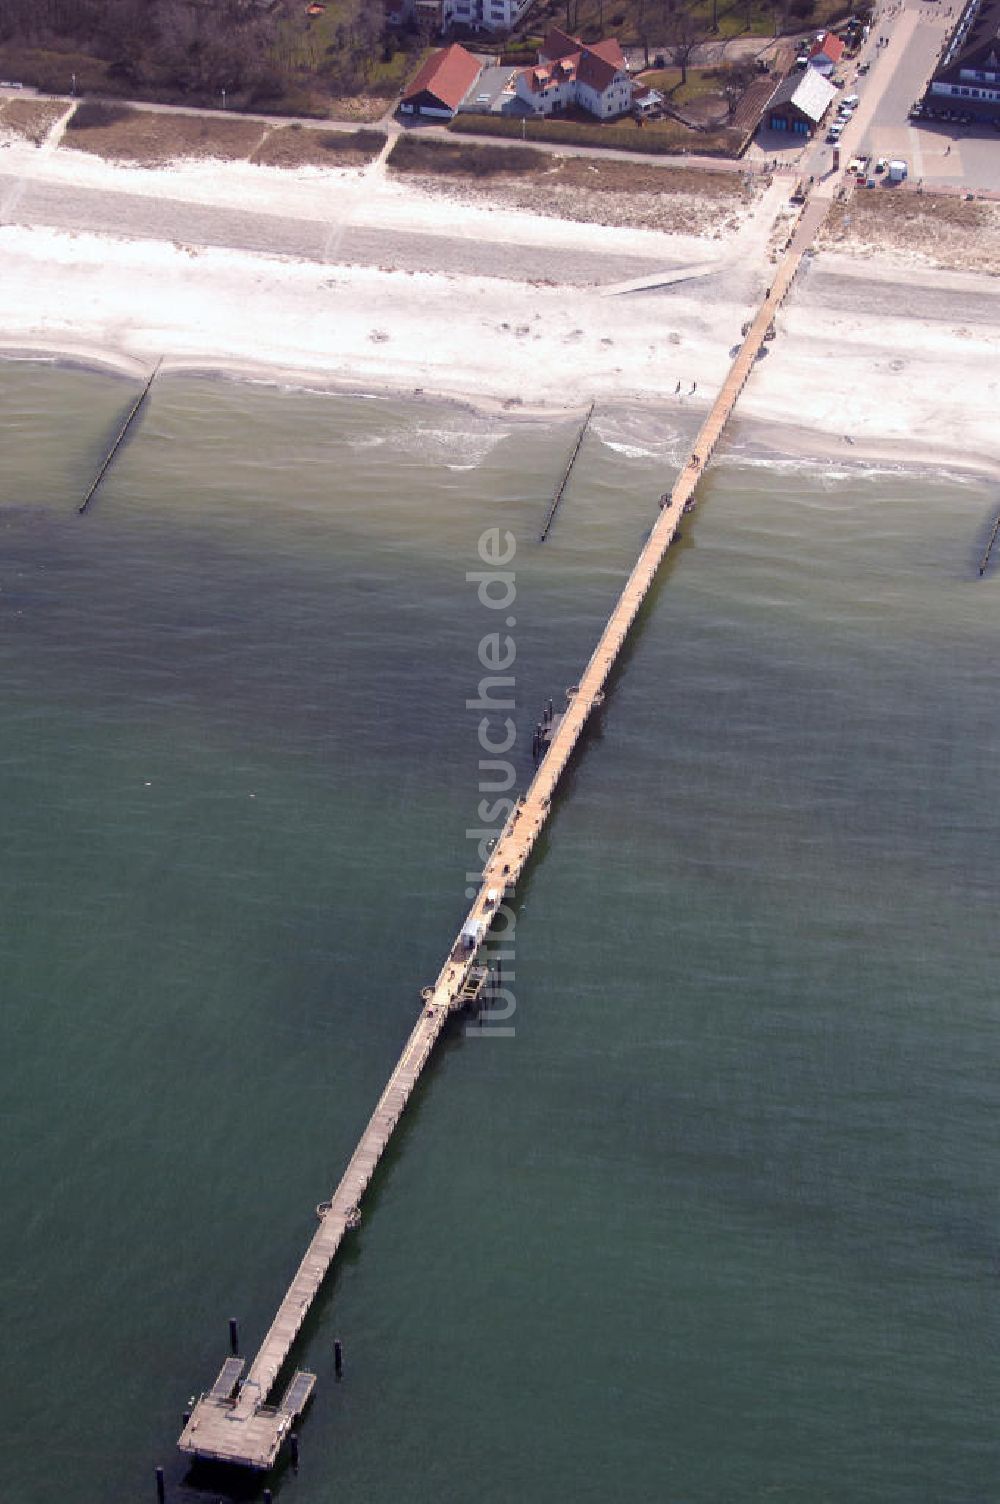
[78,359,161,515]
[978,510,1000,577]
[539,402,594,543]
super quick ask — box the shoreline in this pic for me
[4,340,997,486]
[1,138,998,486]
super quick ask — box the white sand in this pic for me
[1,135,998,476]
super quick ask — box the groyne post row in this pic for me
[78,359,161,514]
[979,510,1000,577]
[178,194,827,1475]
[540,402,595,543]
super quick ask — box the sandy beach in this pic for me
[1,130,998,477]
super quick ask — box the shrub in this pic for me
[325,128,385,156]
[66,100,134,130]
[447,112,741,158]
[390,135,547,176]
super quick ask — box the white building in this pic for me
[445,0,533,28]
[926,0,1000,117]
[514,28,633,120]
[387,0,533,32]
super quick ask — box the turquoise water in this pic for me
[0,361,997,1502]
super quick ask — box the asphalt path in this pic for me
[0,173,333,259]
[0,171,684,284]
[796,264,1000,322]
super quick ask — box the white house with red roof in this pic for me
[807,31,845,75]
[400,42,482,117]
[514,27,632,119]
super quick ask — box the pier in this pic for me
[179,192,829,1475]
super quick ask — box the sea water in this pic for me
[0,360,997,1503]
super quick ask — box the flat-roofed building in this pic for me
[926,0,1000,117]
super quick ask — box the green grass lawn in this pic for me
[636,66,722,105]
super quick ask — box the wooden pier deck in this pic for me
[179,191,830,1475]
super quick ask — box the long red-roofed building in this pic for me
[400,42,482,118]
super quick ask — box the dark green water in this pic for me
[1,360,997,1503]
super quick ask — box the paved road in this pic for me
[750,0,1000,193]
[0,170,687,284]
[795,263,1000,321]
[0,78,762,177]
[0,172,333,257]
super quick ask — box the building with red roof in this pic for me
[807,31,845,74]
[515,29,632,119]
[400,42,483,118]
[538,26,583,63]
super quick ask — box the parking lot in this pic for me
[457,63,527,118]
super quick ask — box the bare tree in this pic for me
[663,0,705,86]
[717,57,758,117]
[636,0,650,67]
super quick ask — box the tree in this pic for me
[716,57,758,117]
[636,0,650,67]
[662,0,705,86]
